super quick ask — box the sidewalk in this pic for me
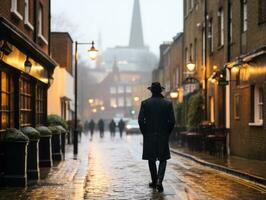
[0,134,90,200]
[170,142,266,185]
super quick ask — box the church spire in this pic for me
[129,0,144,48]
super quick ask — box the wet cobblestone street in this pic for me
[1,132,266,199]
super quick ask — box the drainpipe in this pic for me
[226,0,231,155]
[204,0,208,121]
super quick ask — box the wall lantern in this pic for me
[100,106,105,111]
[48,75,54,86]
[186,56,196,72]
[88,41,98,60]
[88,98,94,104]
[24,56,32,73]
[134,96,140,102]
[0,41,12,56]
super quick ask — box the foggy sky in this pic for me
[51,0,183,57]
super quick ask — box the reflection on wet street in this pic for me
[84,133,266,200]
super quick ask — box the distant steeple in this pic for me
[129,0,144,48]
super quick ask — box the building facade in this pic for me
[0,0,56,130]
[48,32,74,122]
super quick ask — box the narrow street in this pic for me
[84,132,266,200]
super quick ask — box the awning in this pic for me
[0,17,57,73]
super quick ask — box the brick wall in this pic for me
[51,32,73,75]
[0,0,50,53]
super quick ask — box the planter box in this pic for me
[61,132,66,160]
[3,141,28,187]
[51,133,62,161]
[27,139,40,180]
[39,135,53,167]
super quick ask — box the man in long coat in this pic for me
[138,82,175,192]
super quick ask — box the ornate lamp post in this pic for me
[74,41,98,155]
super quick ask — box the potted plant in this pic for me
[48,126,63,161]
[3,128,29,187]
[36,126,53,167]
[21,127,40,180]
[55,125,67,159]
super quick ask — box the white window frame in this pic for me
[38,5,48,45]
[249,86,263,126]
[117,86,124,94]
[126,97,132,107]
[24,0,34,31]
[110,98,117,108]
[218,9,224,46]
[125,86,132,93]
[11,0,23,20]
[242,0,248,32]
[110,86,116,94]
[118,97,124,107]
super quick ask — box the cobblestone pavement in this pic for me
[84,133,266,200]
[0,134,90,200]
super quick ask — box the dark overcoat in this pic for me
[138,94,175,161]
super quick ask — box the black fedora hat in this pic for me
[147,82,165,91]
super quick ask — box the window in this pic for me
[250,86,264,125]
[194,39,197,65]
[110,98,117,108]
[210,96,215,123]
[229,2,233,43]
[259,0,266,24]
[118,97,124,107]
[36,85,45,125]
[202,29,205,67]
[117,86,124,94]
[24,0,34,30]
[11,0,23,20]
[110,86,116,94]
[208,19,213,53]
[0,72,14,130]
[189,43,193,61]
[126,97,132,107]
[38,4,48,44]
[126,86,132,93]
[20,78,32,126]
[185,48,188,64]
[234,94,240,119]
[241,0,248,32]
[218,9,224,46]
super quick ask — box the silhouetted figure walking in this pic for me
[84,120,89,134]
[118,119,125,138]
[138,82,175,192]
[98,119,105,138]
[89,119,95,139]
[109,119,116,137]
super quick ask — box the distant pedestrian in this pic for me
[98,119,105,138]
[118,119,125,138]
[109,119,116,137]
[138,82,175,192]
[84,120,89,134]
[89,119,95,139]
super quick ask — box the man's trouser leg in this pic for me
[148,160,157,184]
[158,160,167,183]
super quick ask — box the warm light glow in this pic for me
[92,108,97,113]
[211,79,217,84]
[88,99,94,104]
[232,66,240,73]
[170,91,178,99]
[186,62,196,72]
[88,41,98,60]
[213,65,218,71]
[134,96,140,102]
[100,106,105,111]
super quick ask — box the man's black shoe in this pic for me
[156,183,164,192]
[149,182,157,189]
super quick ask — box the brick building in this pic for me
[48,32,74,122]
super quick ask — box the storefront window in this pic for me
[20,77,32,126]
[36,85,45,125]
[0,71,14,130]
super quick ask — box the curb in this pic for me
[170,148,266,187]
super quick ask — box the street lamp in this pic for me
[74,41,98,155]
[88,98,94,104]
[186,56,196,73]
